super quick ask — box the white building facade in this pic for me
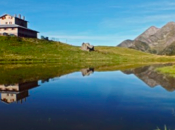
[0,14,38,38]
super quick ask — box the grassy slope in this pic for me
[0,36,175,63]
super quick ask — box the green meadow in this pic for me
[1,36,175,63]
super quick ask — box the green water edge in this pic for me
[156,65,175,77]
[0,61,174,84]
[0,62,165,84]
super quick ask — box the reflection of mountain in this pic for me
[81,68,94,76]
[0,81,39,104]
[122,64,175,91]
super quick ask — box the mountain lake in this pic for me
[0,63,175,130]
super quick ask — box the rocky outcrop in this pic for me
[117,22,175,55]
[81,43,94,51]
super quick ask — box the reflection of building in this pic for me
[0,81,39,104]
[1,91,29,104]
[41,78,50,83]
[81,68,94,76]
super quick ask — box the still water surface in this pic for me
[0,65,175,130]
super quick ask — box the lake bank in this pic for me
[0,62,174,84]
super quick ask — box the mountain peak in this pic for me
[135,26,159,42]
[166,21,175,25]
[147,26,159,30]
[117,21,175,55]
[141,26,159,35]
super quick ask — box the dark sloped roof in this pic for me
[0,14,28,22]
[0,24,39,33]
[0,14,12,18]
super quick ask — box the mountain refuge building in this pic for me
[0,14,38,38]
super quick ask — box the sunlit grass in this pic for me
[0,36,175,63]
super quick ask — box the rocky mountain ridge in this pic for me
[118,22,175,55]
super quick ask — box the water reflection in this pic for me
[0,81,39,104]
[1,64,175,106]
[81,68,94,76]
[122,64,175,91]
[1,64,175,105]
[0,65,175,129]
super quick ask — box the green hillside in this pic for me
[0,36,175,63]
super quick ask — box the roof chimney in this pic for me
[14,14,17,17]
[23,16,25,20]
[18,14,21,19]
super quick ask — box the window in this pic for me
[5,22,8,24]
[10,99,14,102]
[11,94,13,96]
[12,88,17,91]
[4,28,6,30]
[9,22,12,24]
[2,17,5,20]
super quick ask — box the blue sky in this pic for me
[1,0,175,46]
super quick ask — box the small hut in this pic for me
[81,43,94,51]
